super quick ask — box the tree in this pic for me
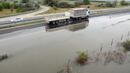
[58,2,73,8]
[16,7,23,13]
[21,0,30,3]
[74,2,81,7]
[0,4,4,11]
[83,0,90,5]
[52,6,57,10]
[120,0,128,5]
[10,4,14,13]
[44,0,52,5]
[105,2,114,7]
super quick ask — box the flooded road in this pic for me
[0,12,130,73]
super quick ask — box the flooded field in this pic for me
[0,12,130,73]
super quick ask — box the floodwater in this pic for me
[0,12,130,73]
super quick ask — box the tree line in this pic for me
[43,0,90,8]
[0,0,40,13]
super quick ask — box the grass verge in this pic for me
[37,8,69,15]
[0,9,16,17]
[0,20,45,30]
[0,8,42,18]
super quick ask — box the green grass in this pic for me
[37,1,130,15]
[127,41,130,45]
[37,8,69,15]
[0,7,42,18]
[0,20,45,29]
[0,9,16,17]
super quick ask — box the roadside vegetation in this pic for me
[38,0,130,15]
[0,0,40,17]
[123,40,130,51]
[76,51,88,65]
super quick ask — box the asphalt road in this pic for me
[0,16,44,27]
[0,6,130,27]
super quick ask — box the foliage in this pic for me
[21,0,30,3]
[83,0,90,5]
[48,0,58,7]
[74,2,81,7]
[105,2,114,7]
[52,6,57,10]
[10,4,14,13]
[0,1,39,12]
[58,2,74,8]
[0,4,4,11]
[96,3,104,7]
[1,2,11,9]
[76,51,88,64]
[96,2,115,7]
[16,7,23,13]
[120,0,128,6]
[77,51,87,60]
[123,40,130,51]
[44,0,52,5]
[44,0,81,8]
[44,0,58,7]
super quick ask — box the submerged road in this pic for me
[1,7,130,27]
[0,11,130,73]
[0,12,130,38]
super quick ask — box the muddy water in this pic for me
[0,13,130,73]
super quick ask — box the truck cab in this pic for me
[69,8,90,18]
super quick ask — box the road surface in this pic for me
[1,6,130,27]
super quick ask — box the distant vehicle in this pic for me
[86,10,90,17]
[11,17,23,22]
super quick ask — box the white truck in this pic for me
[45,8,90,28]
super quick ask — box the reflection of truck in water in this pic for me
[46,21,89,32]
[45,8,90,28]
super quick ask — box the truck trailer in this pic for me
[45,8,90,28]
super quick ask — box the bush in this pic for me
[16,8,23,13]
[76,51,88,64]
[105,2,114,7]
[74,2,81,7]
[10,4,14,12]
[0,4,4,11]
[52,6,57,10]
[21,0,30,3]
[120,0,128,6]
[48,0,58,7]
[123,40,130,51]
[58,2,74,8]
[96,3,104,7]
[25,3,33,8]
[83,0,90,5]
[1,2,11,9]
